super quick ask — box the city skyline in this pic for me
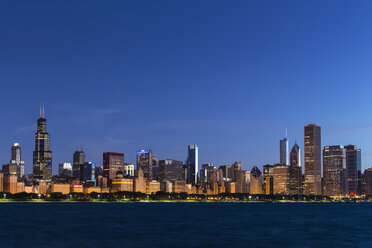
[2,1,372,174]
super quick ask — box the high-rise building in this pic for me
[219,165,233,181]
[289,143,302,194]
[200,163,216,185]
[11,143,25,180]
[58,163,73,177]
[345,145,361,196]
[323,145,346,196]
[263,164,274,194]
[362,168,372,196]
[33,106,52,181]
[123,164,135,177]
[152,156,159,180]
[136,149,153,180]
[304,124,322,195]
[81,162,95,186]
[273,164,290,194]
[280,138,289,166]
[187,145,199,185]
[250,166,263,194]
[158,159,184,182]
[103,152,124,182]
[73,150,85,179]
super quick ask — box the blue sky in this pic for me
[1,1,372,174]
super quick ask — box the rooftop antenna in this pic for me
[39,103,42,118]
[285,128,288,139]
[42,102,45,118]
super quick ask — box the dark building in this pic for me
[232,161,243,193]
[81,162,95,186]
[345,145,361,196]
[304,124,322,195]
[200,163,216,185]
[362,168,372,196]
[136,149,153,180]
[158,159,184,182]
[186,145,198,185]
[73,150,85,179]
[250,166,263,194]
[219,165,233,181]
[323,145,346,196]
[33,106,52,181]
[152,156,159,180]
[103,152,124,183]
[11,143,25,180]
[289,143,302,194]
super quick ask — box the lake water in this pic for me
[1,202,371,248]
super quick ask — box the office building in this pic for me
[250,166,263,194]
[103,152,124,182]
[323,145,346,196]
[273,164,290,194]
[280,138,289,166]
[345,145,361,196]
[304,124,322,195]
[32,106,52,181]
[58,163,72,177]
[124,164,135,177]
[289,143,302,194]
[81,162,95,186]
[158,159,184,182]
[187,145,198,185]
[73,150,85,179]
[136,149,153,180]
[11,143,25,180]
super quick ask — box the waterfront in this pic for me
[1,203,372,248]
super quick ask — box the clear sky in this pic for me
[1,1,372,174]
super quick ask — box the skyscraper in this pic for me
[136,149,153,179]
[58,162,73,177]
[33,106,52,181]
[103,152,125,182]
[289,143,302,194]
[250,166,263,194]
[73,150,85,179]
[11,143,25,180]
[187,145,198,185]
[81,162,96,186]
[323,145,346,196]
[345,145,361,196]
[304,124,322,195]
[158,159,184,182]
[280,138,289,166]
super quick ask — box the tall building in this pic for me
[280,138,289,166]
[123,164,135,177]
[200,163,216,185]
[273,164,290,194]
[73,150,85,179]
[103,152,124,182]
[81,162,95,186]
[11,143,25,180]
[187,145,199,185]
[58,163,73,177]
[289,143,302,194]
[158,159,184,182]
[152,156,159,180]
[250,166,263,194]
[345,145,361,196]
[323,145,346,196]
[33,106,52,181]
[136,149,153,180]
[219,165,233,181]
[263,164,274,194]
[304,124,322,195]
[362,168,372,196]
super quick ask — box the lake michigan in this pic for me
[1,203,371,248]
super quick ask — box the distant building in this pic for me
[136,149,153,180]
[289,143,302,194]
[73,150,85,179]
[323,145,346,196]
[250,166,263,194]
[124,164,135,177]
[186,145,198,185]
[345,145,361,196]
[280,138,289,166]
[103,152,124,183]
[11,143,25,180]
[219,165,233,181]
[362,168,372,196]
[58,163,72,177]
[304,124,322,195]
[80,162,95,186]
[200,163,216,185]
[159,159,184,182]
[33,106,52,181]
[273,164,290,194]
[263,164,274,194]
[152,156,159,180]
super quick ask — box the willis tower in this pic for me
[33,105,52,181]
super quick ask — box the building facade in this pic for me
[136,149,153,180]
[304,124,322,195]
[103,152,124,183]
[11,143,25,180]
[32,107,52,181]
[345,145,361,196]
[280,138,289,166]
[186,145,198,185]
[323,145,346,196]
[73,150,85,179]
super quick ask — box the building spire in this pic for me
[42,103,45,118]
[285,128,288,138]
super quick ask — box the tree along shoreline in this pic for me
[0,192,366,203]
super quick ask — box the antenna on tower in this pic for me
[42,102,45,118]
[285,128,288,139]
[39,103,42,118]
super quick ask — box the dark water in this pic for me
[0,202,371,248]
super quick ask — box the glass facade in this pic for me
[33,115,52,181]
[187,145,198,185]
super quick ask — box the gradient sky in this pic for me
[1,1,372,174]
